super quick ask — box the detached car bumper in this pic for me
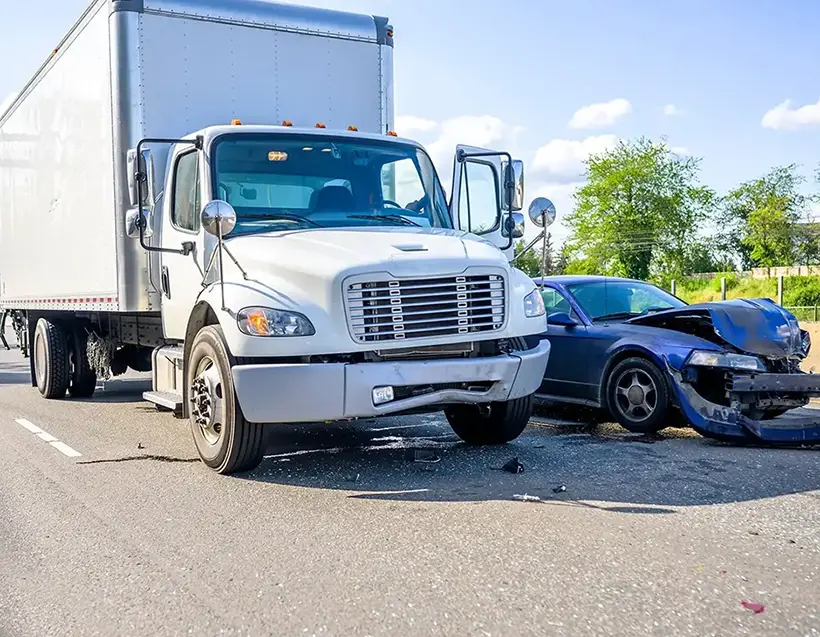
[231,340,551,424]
[670,370,820,444]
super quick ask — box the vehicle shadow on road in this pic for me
[241,411,819,510]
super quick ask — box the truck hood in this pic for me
[627,298,804,358]
[224,227,508,279]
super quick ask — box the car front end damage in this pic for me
[632,298,820,444]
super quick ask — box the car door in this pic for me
[538,285,597,401]
[160,146,210,340]
[449,145,514,260]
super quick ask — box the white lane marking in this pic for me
[50,441,82,458]
[14,418,82,458]
[15,418,43,434]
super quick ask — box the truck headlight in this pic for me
[523,288,546,318]
[237,307,315,337]
[687,350,766,372]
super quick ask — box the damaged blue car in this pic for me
[526,275,820,444]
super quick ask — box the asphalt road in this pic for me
[0,342,818,637]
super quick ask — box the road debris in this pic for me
[512,494,542,503]
[137,442,144,450]
[497,457,524,474]
[409,449,441,463]
[741,601,765,614]
[552,485,567,493]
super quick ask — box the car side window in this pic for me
[541,288,581,321]
[172,151,200,232]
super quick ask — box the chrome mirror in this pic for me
[201,200,237,237]
[528,197,556,228]
[502,212,525,239]
[125,207,153,239]
[501,159,524,211]
[127,148,157,207]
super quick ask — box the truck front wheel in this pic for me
[445,393,534,445]
[33,318,70,399]
[187,326,265,475]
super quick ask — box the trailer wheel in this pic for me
[444,338,534,445]
[187,325,265,475]
[68,330,97,398]
[33,318,70,399]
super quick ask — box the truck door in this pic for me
[160,147,209,340]
[449,144,519,261]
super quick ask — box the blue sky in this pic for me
[2,0,819,243]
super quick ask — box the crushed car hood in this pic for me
[627,298,803,358]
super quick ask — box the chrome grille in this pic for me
[346,274,506,343]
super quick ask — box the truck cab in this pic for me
[133,123,550,473]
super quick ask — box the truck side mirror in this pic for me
[502,212,525,239]
[127,148,156,207]
[501,159,524,211]
[125,207,154,239]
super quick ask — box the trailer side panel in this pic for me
[0,2,119,311]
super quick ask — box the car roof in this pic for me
[532,275,649,287]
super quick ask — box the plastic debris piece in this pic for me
[412,449,441,463]
[741,602,765,614]
[137,442,144,450]
[512,494,542,502]
[721,570,727,575]
[552,485,567,493]
[500,457,524,474]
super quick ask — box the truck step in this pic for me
[143,390,183,415]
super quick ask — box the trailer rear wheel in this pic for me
[187,326,265,475]
[68,330,97,399]
[33,318,70,399]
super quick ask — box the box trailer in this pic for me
[0,0,551,474]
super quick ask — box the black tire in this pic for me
[605,357,670,434]
[187,325,265,475]
[444,338,534,445]
[33,318,70,399]
[68,331,97,398]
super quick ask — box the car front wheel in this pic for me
[605,357,670,434]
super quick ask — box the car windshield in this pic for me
[211,133,452,236]
[567,280,687,321]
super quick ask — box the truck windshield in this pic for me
[211,133,452,236]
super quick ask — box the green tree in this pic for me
[563,138,715,281]
[718,164,812,268]
[513,234,555,279]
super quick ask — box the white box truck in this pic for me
[0,0,551,474]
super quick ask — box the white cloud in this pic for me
[670,145,690,156]
[568,98,631,130]
[761,98,820,130]
[532,135,619,182]
[394,115,437,135]
[663,104,683,116]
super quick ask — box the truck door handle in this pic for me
[161,266,171,298]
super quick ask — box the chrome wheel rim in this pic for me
[34,332,46,387]
[614,368,657,423]
[190,355,225,446]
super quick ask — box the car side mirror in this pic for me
[547,311,578,327]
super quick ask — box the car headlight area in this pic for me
[686,349,766,372]
[237,307,316,337]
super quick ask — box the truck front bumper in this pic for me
[231,340,550,424]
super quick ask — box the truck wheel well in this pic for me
[181,302,219,418]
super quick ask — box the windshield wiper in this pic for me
[593,311,641,322]
[346,214,421,227]
[238,213,322,228]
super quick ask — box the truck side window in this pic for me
[458,162,499,235]
[172,152,200,232]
